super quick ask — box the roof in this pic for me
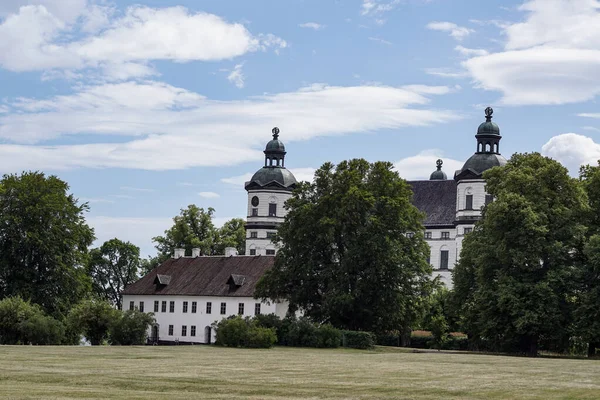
[408,180,457,227]
[122,256,275,297]
[455,153,507,180]
[245,167,298,191]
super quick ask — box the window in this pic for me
[250,249,257,255]
[441,232,450,240]
[129,301,134,311]
[181,325,187,337]
[425,232,432,239]
[168,325,174,336]
[154,300,159,312]
[266,249,276,255]
[464,227,473,235]
[466,194,473,210]
[269,203,277,217]
[191,301,197,313]
[251,196,259,207]
[220,302,226,315]
[426,256,431,265]
[161,301,167,313]
[254,303,261,315]
[169,301,175,313]
[266,232,276,239]
[191,326,196,337]
[485,194,494,205]
[440,250,449,270]
[252,208,258,216]
[238,303,244,315]
[139,301,144,312]
[250,231,258,238]
[206,302,212,314]
[182,301,188,313]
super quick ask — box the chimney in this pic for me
[173,248,185,258]
[224,247,238,257]
[191,248,201,258]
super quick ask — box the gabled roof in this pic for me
[122,256,274,297]
[408,180,457,227]
[154,274,171,285]
[227,274,246,287]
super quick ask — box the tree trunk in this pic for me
[588,342,598,358]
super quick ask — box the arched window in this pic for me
[440,245,449,270]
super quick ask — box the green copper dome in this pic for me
[477,120,500,135]
[460,153,507,176]
[430,159,447,180]
[265,138,286,152]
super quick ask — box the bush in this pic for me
[341,331,376,349]
[67,299,119,345]
[317,324,341,348]
[19,314,66,345]
[376,330,401,347]
[110,309,155,345]
[246,326,277,348]
[0,296,65,345]
[214,316,250,347]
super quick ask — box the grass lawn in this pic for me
[1,346,599,399]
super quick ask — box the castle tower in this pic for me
[244,127,297,256]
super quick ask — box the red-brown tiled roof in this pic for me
[122,255,274,297]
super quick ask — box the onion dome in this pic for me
[245,127,298,191]
[430,159,447,180]
[455,107,507,180]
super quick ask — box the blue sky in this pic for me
[1,0,600,257]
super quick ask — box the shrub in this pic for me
[214,316,249,347]
[341,331,376,349]
[110,309,155,345]
[246,326,277,348]
[285,317,320,347]
[0,296,65,345]
[19,314,66,345]
[409,331,433,348]
[67,299,119,345]
[317,324,341,348]
[376,330,401,347]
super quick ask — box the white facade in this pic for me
[245,189,292,256]
[122,293,288,344]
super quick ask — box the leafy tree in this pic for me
[87,238,141,310]
[216,218,246,255]
[67,299,119,345]
[453,153,586,356]
[140,255,164,276]
[153,205,218,257]
[109,309,155,345]
[0,172,95,318]
[256,159,433,333]
[0,296,65,345]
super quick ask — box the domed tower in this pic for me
[430,159,447,180]
[244,127,297,256]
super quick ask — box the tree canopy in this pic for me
[452,153,587,356]
[256,159,433,333]
[0,172,95,318]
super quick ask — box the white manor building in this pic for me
[122,108,506,343]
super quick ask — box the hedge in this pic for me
[341,330,376,349]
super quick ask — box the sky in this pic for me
[1,0,600,257]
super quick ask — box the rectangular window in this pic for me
[485,194,494,205]
[129,301,134,311]
[254,303,261,315]
[139,301,144,313]
[161,301,167,313]
[441,232,450,240]
[269,203,277,217]
[250,231,258,238]
[464,227,473,235]
[425,232,432,239]
[238,303,244,315]
[266,249,276,255]
[266,232,276,239]
[183,301,188,313]
[169,301,175,313]
[168,325,174,336]
[440,250,449,270]
[206,302,212,314]
[220,302,226,315]
[154,300,159,313]
[252,208,258,216]
[466,194,473,210]
[181,325,187,337]
[250,249,257,255]
[191,301,197,313]
[191,326,196,337]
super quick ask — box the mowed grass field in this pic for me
[1,346,599,400]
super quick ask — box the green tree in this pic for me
[255,159,433,333]
[216,218,246,255]
[453,153,586,356]
[0,296,65,345]
[109,309,155,345]
[153,205,218,257]
[0,172,95,318]
[67,299,119,345]
[87,238,141,310]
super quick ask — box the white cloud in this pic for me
[199,192,220,199]
[424,68,468,79]
[461,0,600,105]
[455,45,489,57]
[0,82,460,171]
[582,126,600,133]
[227,64,245,89]
[0,0,88,23]
[369,37,393,45]
[361,0,400,16]
[394,150,464,180]
[298,22,325,30]
[426,21,473,41]
[221,173,253,186]
[0,5,286,80]
[121,186,155,193]
[541,133,600,174]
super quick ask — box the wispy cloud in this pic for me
[120,186,155,192]
[227,63,245,89]
[454,45,488,57]
[298,22,325,30]
[369,37,393,45]
[199,191,220,199]
[426,21,473,41]
[361,0,400,16]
